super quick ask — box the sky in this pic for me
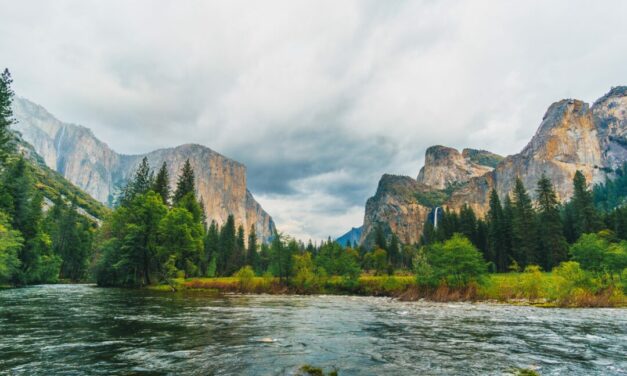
[1,1,626,241]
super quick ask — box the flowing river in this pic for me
[0,285,625,375]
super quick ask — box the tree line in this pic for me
[419,170,627,273]
[0,69,95,286]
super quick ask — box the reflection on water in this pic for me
[0,285,625,375]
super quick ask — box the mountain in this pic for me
[336,226,363,247]
[12,98,276,242]
[13,133,108,222]
[361,86,627,245]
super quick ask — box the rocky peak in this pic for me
[417,145,498,189]
[592,86,627,170]
[12,97,276,242]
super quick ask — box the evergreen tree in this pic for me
[388,234,400,268]
[487,189,505,271]
[459,204,478,245]
[218,215,236,275]
[374,224,387,251]
[173,159,195,204]
[247,225,260,272]
[0,68,15,162]
[152,162,170,205]
[511,178,537,267]
[501,195,514,268]
[572,171,602,238]
[535,175,568,269]
[204,221,219,276]
[119,157,154,206]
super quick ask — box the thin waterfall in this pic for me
[434,206,440,228]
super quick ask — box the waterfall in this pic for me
[434,206,440,228]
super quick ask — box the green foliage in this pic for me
[0,211,22,284]
[570,233,627,275]
[536,175,568,270]
[0,68,16,162]
[173,159,195,205]
[511,178,537,266]
[416,234,487,288]
[234,265,255,290]
[152,162,170,205]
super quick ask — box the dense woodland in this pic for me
[0,68,625,296]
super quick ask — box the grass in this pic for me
[151,272,626,308]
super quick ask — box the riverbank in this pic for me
[150,272,626,308]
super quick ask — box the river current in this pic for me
[0,285,625,375]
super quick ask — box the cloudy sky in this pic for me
[1,1,626,240]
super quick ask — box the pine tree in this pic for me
[459,204,478,244]
[0,68,15,163]
[374,224,387,251]
[152,162,170,205]
[535,175,568,269]
[572,171,602,238]
[247,225,259,272]
[501,195,515,268]
[119,157,154,206]
[388,234,400,268]
[218,215,236,275]
[511,178,537,267]
[173,159,195,204]
[204,221,219,275]
[487,189,505,271]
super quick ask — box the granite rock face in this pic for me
[361,87,627,245]
[12,98,275,242]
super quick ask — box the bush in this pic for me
[417,234,487,288]
[519,265,543,300]
[234,266,255,291]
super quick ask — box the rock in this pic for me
[360,86,627,245]
[12,97,276,242]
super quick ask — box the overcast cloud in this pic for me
[1,0,626,240]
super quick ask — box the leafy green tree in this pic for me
[173,159,195,205]
[0,211,22,284]
[96,192,167,286]
[418,234,487,288]
[511,178,537,267]
[158,207,204,278]
[570,233,609,273]
[152,162,170,205]
[535,175,568,270]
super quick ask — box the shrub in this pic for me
[418,234,487,288]
[519,265,543,300]
[234,266,255,291]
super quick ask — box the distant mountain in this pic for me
[12,98,275,242]
[13,133,108,222]
[337,226,363,247]
[361,86,627,245]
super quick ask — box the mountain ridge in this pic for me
[360,86,627,246]
[12,97,276,242]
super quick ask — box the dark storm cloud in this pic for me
[1,0,626,239]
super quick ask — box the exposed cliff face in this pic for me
[361,86,627,245]
[12,97,275,242]
[417,146,499,189]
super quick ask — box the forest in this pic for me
[0,68,625,307]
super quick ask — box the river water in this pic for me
[0,285,625,375]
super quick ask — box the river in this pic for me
[0,285,625,375]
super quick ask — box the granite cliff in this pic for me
[361,87,627,246]
[12,98,275,242]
